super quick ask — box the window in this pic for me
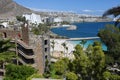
[44,40,48,45]
[45,55,47,59]
[45,48,47,52]
[3,32,7,38]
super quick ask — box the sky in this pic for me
[14,0,120,16]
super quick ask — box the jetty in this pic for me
[66,25,77,30]
[68,37,100,41]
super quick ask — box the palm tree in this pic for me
[103,6,120,27]
[79,40,87,49]
[0,39,16,75]
[51,40,55,56]
[16,16,27,23]
[65,46,68,57]
[62,42,67,57]
[16,16,29,30]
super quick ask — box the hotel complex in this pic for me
[23,13,43,24]
[0,23,50,75]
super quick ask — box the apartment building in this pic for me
[0,24,50,75]
[23,13,43,24]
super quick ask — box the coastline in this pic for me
[50,22,109,51]
[50,24,71,28]
[49,31,68,39]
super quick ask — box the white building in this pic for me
[1,22,8,28]
[23,13,43,24]
[54,17,63,22]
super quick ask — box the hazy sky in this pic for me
[14,0,120,15]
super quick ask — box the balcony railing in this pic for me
[18,53,35,64]
[18,49,35,59]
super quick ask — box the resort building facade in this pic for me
[0,24,50,75]
[23,13,43,24]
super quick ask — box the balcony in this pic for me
[17,44,34,55]
[18,53,35,64]
[18,58,36,68]
[18,49,35,59]
[16,40,32,49]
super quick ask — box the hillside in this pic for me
[0,0,32,20]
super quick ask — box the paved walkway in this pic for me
[68,37,100,41]
[0,77,3,80]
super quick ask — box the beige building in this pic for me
[0,24,50,75]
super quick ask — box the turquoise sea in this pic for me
[51,22,114,51]
[69,39,107,50]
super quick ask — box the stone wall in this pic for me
[0,29,21,39]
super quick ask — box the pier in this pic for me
[68,37,100,41]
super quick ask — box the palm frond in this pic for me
[115,18,120,26]
[103,6,120,17]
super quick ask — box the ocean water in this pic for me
[51,22,114,51]
[51,22,114,38]
[69,39,107,51]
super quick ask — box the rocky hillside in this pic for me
[0,0,32,20]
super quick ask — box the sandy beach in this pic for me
[50,39,75,59]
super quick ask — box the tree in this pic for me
[61,21,70,25]
[32,23,50,35]
[0,39,16,74]
[65,46,68,57]
[105,54,114,66]
[89,42,105,80]
[103,71,111,80]
[32,27,41,35]
[86,44,93,55]
[4,64,37,80]
[61,42,67,57]
[46,58,69,79]
[73,44,90,79]
[72,41,105,80]
[65,72,78,80]
[79,40,87,48]
[16,16,27,23]
[103,71,120,80]
[46,41,107,80]
[98,24,120,61]
[51,40,55,56]
[27,73,43,80]
[0,39,14,53]
[53,58,68,75]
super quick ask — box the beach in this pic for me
[50,39,75,59]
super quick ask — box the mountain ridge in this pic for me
[0,0,32,20]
